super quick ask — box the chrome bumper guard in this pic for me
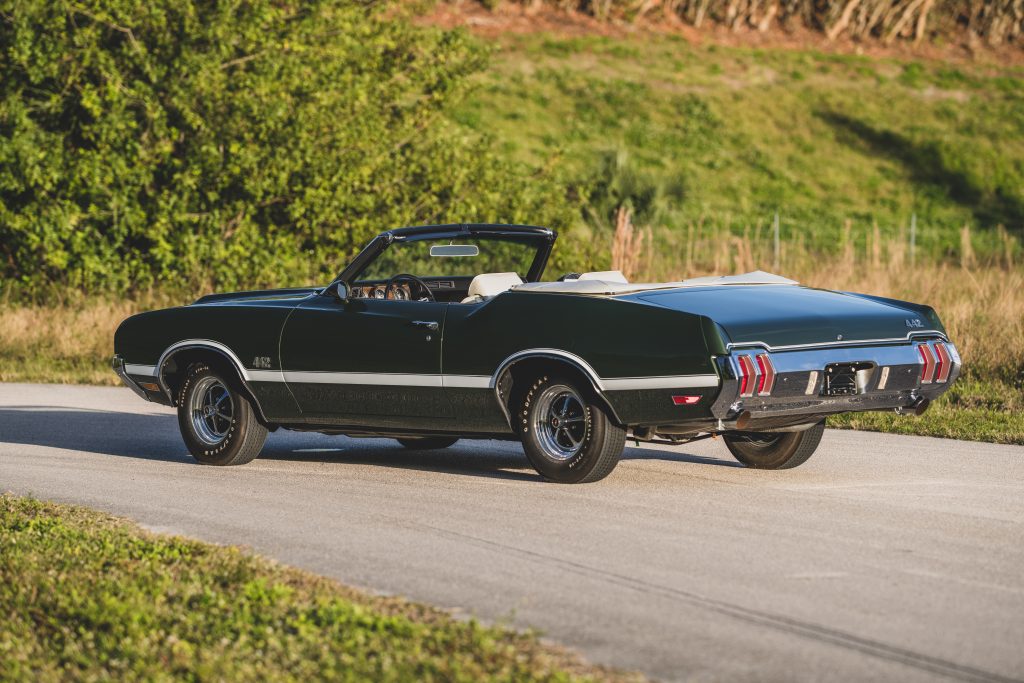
[112,354,152,401]
[710,339,961,422]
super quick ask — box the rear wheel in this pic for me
[177,364,267,466]
[723,420,825,470]
[396,437,459,450]
[520,375,625,483]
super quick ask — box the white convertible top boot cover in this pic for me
[462,272,524,303]
[514,271,798,296]
[577,270,629,284]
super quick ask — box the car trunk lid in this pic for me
[632,285,931,348]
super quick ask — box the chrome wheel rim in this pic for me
[533,385,588,461]
[190,376,233,446]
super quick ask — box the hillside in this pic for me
[445,24,1024,266]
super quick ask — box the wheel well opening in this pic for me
[160,348,268,424]
[498,357,623,428]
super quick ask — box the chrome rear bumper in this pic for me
[710,339,961,422]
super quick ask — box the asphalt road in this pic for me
[2,383,1022,682]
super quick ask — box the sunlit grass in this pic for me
[0,494,635,682]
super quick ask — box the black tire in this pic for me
[723,420,825,470]
[177,363,267,466]
[396,437,459,450]
[519,375,626,483]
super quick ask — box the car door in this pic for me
[279,293,450,427]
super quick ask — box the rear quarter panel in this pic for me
[443,292,718,427]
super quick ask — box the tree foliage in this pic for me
[0,0,576,295]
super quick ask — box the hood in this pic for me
[192,287,320,306]
[631,285,943,349]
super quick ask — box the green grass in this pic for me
[453,32,1024,259]
[0,495,635,682]
[830,378,1024,444]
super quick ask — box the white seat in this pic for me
[461,272,524,304]
[577,270,628,284]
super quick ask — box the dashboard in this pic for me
[350,278,471,303]
[350,283,414,300]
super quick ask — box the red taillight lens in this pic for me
[918,344,936,384]
[672,395,701,405]
[933,342,951,383]
[756,354,775,396]
[738,355,756,397]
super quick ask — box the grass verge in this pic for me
[0,494,637,682]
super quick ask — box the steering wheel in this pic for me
[384,273,435,302]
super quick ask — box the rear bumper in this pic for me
[709,338,961,424]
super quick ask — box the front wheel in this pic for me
[177,364,267,466]
[723,420,825,470]
[520,375,625,483]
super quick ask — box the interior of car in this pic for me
[347,233,628,304]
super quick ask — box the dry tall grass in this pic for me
[1,231,1021,389]
[0,294,177,385]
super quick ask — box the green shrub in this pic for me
[0,0,575,297]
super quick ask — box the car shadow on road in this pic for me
[0,407,192,464]
[0,407,741,479]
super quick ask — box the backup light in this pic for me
[736,353,775,398]
[918,344,936,384]
[933,342,952,383]
[738,355,757,397]
[755,353,776,396]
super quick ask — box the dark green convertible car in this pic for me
[113,223,961,483]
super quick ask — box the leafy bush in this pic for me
[0,0,575,296]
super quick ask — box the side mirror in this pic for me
[331,281,349,301]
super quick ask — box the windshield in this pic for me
[357,237,540,282]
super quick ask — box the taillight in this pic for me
[755,353,776,396]
[918,344,936,384]
[738,355,757,397]
[933,342,952,383]
[672,395,701,405]
[737,353,774,398]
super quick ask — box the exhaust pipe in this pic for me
[896,396,931,416]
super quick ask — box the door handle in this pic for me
[410,320,439,332]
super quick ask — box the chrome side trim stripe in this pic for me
[601,374,721,390]
[259,370,715,390]
[149,341,720,391]
[443,375,492,389]
[489,347,720,391]
[282,371,443,387]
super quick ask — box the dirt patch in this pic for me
[419,1,1024,68]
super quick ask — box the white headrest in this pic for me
[467,272,523,299]
[578,270,628,284]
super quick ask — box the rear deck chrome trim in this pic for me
[727,331,948,353]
